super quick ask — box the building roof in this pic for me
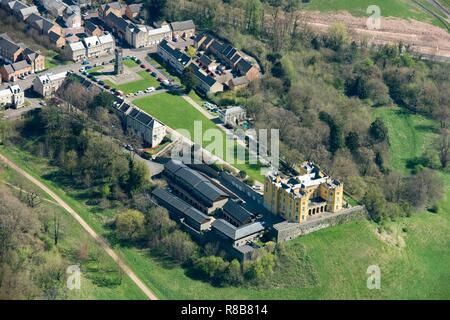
[152,188,211,225]
[127,3,143,14]
[37,71,67,85]
[199,54,213,67]
[106,12,129,32]
[85,20,100,33]
[222,200,255,226]
[170,20,195,32]
[98,33,114,45]
[237,59,253,74]
[83,36,100,47]
[230,76,249,87]
[48,31,63,43]
[164,160,228,204]
[19,5,38,18]
[190,64,217,87]
[212,219,264,241]
[10,0,26,12]
[159,40,191,66]
[22,47,39,62]
[223,106,245,115]
[0,33,22,54]
[102,1,122,11]
[68,41,85,51]
[6,60,30,72]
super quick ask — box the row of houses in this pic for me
[0,33,45,83]
[1,0,66,49]
[111,98,166,147]
[38,0,82,28]
[99,1,195,49]
[152,160,265,261]
[65,34,115,61]
[0,84,24,109]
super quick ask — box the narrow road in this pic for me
[0,153,159,301]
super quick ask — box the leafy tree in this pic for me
[345,131,360,153]
[115,210,146,242]
[434,129,450,168]
[319,111,344,154]
[369,119,389,144]
[182,67,197,94]
[161,230,198,264]
[194,256,228,279]
[125,159,150,196]
[223,259,243,286]
[144,0,167,22]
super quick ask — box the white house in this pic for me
[0,84,24,109]
[33,71,68,97]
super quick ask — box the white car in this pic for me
[145,87,155,93]
[79,67,85,72]
[137,91,144,95]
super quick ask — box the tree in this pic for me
[194,255,228,280]
[182,67,197,94]
[224,259,244,286]
[362,188,387,222]
[345,131,360,153]
[161,230,198,264]
[434,129,450,168]
[186,46,196,58]
[115,210,146,242]
[63,150,78,176]
[146,206,176,243]
[144,0,167,22]
[325,22,349,50]
[369,118,388,144]
[319,111,344,154]
[126,159,150,196]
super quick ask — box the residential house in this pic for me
[63,5,82,28]
[32,71,68,97]
[157,39,191,74]
[170,20,195,40]
[163,160,229,215]
[0,85,24,109]
[65,41,86,61]
[27,14,62,36]
[82,34,115,58]
[22,47,45,73]
[152,188,214,233]
[10,1,39,21]
[125,23,171,48]
[40,0,66,17]
[48,31,66,48]
[0,60,32,82]
[99,1,123,20]
[125,3,143,21]
[237,58,260,81]
[0,33,24,64]
[188,64,224,94]
[219,106,246,127]
[228,76,249,91]
[104,12,129,39]
[112,100,166,147]
[85,21,103,37]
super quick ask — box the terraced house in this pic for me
[33,71,68,97]
[264,162,344,223]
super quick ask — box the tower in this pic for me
[114,48,124,75]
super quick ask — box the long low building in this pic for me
[32,71,68,97]
[0,85,24,109]
[156,39,192,74]
[211,218,265,247]
[152,188,214,233]
[163,159,229,215]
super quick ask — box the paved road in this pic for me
[0,153,159,301]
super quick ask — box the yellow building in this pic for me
[264,162,344,223]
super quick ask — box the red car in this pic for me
[115,91,123,96]
[104,85,111,90]
[157,77,163,82]
[140,64,146,68]
[146,68,152,72]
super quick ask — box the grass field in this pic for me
[133,93,264,182]
[303,0,446,29]
[1,103,449,299]
[104,70,160,94]
[0,163,146,300]
[123,59,139,68]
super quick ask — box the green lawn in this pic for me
[0,161,146,300]
[1,118,449,299]
[87,66,104,74]
[303,0,447,30]
[133,93,264,182]
[104,70,160,94]
[123,59,139,68]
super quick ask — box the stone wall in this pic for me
[273,206,368,242]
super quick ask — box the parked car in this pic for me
[79,67,85,72]
[98,80,105,86]
[140,64,146,68]
[87,74,93,79]
[136,59,142,64]
[145,87,155,93]
[104,85,111,90]
[137,90,144,95]
[82,60,90,65]
[157,77,163,82]
[146,68,152,72]
[151,72,157,77]
[115,91,123,96]
[85,65,93,70]
[110,59,115,63]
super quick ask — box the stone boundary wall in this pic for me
[274,206,368,242]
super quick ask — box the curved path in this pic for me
[0,153,158,301]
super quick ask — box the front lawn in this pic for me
[104,71,160,94]
[133,93,264,182]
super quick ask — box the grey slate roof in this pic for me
[159,40,191,66]
[190,64,216,87]
[237,59,253,74]
[85,20,100,33]
[164,160,228,204]
[152,188,211,224]
[212,219,264,241]
[222,200,255,226]
[0,34,21,53]
[170,20,195,31]
[106,12,129,33]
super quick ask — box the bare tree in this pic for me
[434,129,450,168]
